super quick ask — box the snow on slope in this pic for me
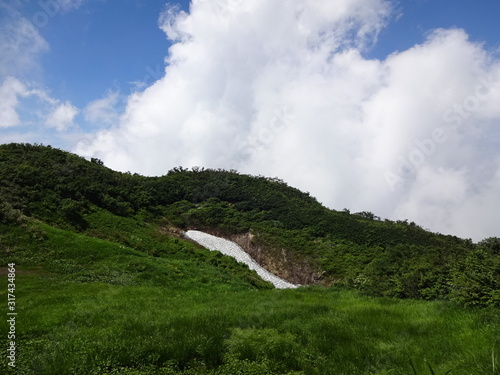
[185,230,298,289]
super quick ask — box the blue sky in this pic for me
[1,0,500,241]
[370,0,500,59]
[16,0,171,108]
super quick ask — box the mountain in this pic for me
[1,143,499,375]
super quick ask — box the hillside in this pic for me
[0,143,499,374]
[1,143,498,305]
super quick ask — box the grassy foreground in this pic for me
[1,221,499,374]
[1,275,499,375]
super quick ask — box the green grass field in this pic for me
[1,217,499,375]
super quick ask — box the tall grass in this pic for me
[1,217,499,374]
[2,277,498,375]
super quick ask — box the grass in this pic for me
[1,212,499,374]
[2,276,499,374]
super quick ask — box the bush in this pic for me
[451,249,500,308]
[0,199,26,225]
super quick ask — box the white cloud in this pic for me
[45,101,79,131]
[78,0,394,170]
[74,0,500,241]
[83,91,120,126]
[0,76,80,132]
[0,13,49,77]
[0,77,28,128]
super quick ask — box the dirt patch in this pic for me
[230,232,323,285]
[158,223,186,238]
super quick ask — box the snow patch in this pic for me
[185,230,298,289]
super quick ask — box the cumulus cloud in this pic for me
[76,0,500,241]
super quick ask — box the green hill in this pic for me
[1,143,498,303]
[0,143,499,374]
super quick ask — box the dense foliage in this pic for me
[0,142,499,307]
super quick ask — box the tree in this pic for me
[91,157,104,166]
[353,211,380,221]
[478,237,500,255]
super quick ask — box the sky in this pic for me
[1,0,500,242]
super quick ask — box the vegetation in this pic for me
[0,143,499,374]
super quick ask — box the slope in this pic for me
[0,142,499,306]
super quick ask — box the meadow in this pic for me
[1,220,498,375]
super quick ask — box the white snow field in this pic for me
[185,230,298,289]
